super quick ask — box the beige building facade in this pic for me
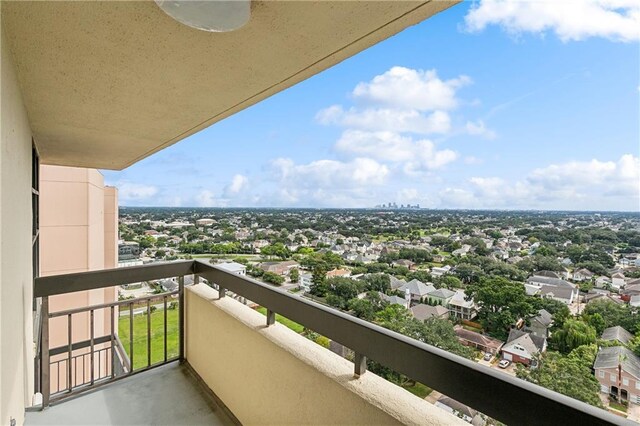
[39,166,118,391]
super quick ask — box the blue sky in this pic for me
[104,1,640,211]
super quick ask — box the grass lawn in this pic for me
[462,324,483,333]
[118,308,179,370]
[609,399,628,413]
[256,307,305,333]
[403,382,432,398]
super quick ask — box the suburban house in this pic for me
[411,304,449,322]
[601,326,634,346]
[299,273,313,292]
[393,259,416,270]
[427,288,456,306]
[524,309,553,339]
[398,279,436,301]
[526,275,578,305]
[381,292,410,309]
[216,261,247,276]
[431,265,452,277]
[622,283,640,301]
[454,326,504,355]
[501,329,546,366]
[447,290,477,321]
[595,276,612,289]
[611,272,626,290]
[594,346,640,404]
[260,260,299,276]
[573,268,595,282]
[389,276,408,291]
[434,396,484,425]
[326,268,351,279]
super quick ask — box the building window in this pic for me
[599,371,605,378]
[636,381,640,390]
[623,378,629,386]
[611,374,616,382]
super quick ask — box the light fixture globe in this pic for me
[155,0,250,32]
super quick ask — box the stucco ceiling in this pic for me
[2,1,457,170]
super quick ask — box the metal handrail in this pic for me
[34,260,630,425]
[49,290,179,318]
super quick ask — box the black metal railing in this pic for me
[34,260,631,425]
[35,261,192,406]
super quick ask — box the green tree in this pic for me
[364,273,391,293]
[348,297,378,321]
[586,313,606,335]
[583,299,637,332]
[466,276,536,340]
[310,264,328,296]
[262,271,285,286]
[552,319,597,354]
[516,345,602,408]
[289,268,300,283]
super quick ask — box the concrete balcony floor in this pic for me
[26,363,237,425]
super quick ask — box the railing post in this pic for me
[67,314,73,392]
[90,309,95,385]
[110,306,115,378]
[354,352,367,378]
[146,299,151,368]
[41,296,50,409]
[129,302,134,372]
[163,295,168,363]
[178,276,185,362]
[266,309,276,326]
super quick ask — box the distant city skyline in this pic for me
[103,1,640,211]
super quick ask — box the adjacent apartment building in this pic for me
[40,166,118,391]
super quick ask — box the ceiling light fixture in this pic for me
[155,0,250,32]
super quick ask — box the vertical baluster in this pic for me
[163,295,168,362]
[178,276,185,362]
[41,296,50,408]
[129,302,134,372]
[110,306,115,378]
[90,309,95,385]
[147,298,151,367]
[67,314,73,391]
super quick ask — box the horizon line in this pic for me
[118,206,640,214]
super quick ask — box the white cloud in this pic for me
[335,130,457,172]
[465,119,496,139]
[438,154,640,210]
[263,157,391,207]
[352,67,471,111]
[224,174,249,196]
[272,157,388,188]
[195,190,216,207]
[316,67,474,136]
[117,183,158,201]
[317,106,451,134]
[464,0,640,42]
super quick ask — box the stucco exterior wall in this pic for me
[185,284,465,426]
[39,166,118,364]
[0,14,34,425]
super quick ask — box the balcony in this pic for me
[30,260,630,425]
